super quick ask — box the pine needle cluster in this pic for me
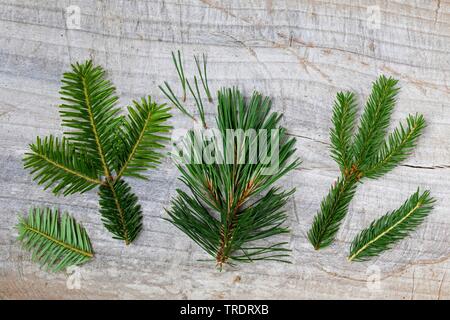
[348,189,434,261]
[162,51,300,268]
[308,76,430,255]
[23,61,171,245]
[16,207,94,271]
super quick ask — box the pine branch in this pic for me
[16,207,94,272]
[99,179,143,245]
[23,135,101,195]
[115,96,172,179]
[165,189,222,258]
[24,60,171,245]
[308,75,426,250]
[220,188,293,264]
[164,54,300,268]
[348,189,434,262]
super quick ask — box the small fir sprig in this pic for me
[23,61,171,245]
[349,189,434,261]
[162,52,300,268]
[308,76,426,250]
[16,207,94,272]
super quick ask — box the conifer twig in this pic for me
[348,189,434,262]
[172,50,187,102]
[16,207,94,272]
[308,76,426,250]
[24,61,171,245]
[194,53,213,103]
[186,76,207,128]
[164,53,300,268]
[160,50,214,129]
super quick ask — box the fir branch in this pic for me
[16,207,94,272]
[308,75,426,250]
[24,60,171,245]
[348,189,434,261]
[24,135,101,195]
[115,96,172,179]
[99,179,142,245]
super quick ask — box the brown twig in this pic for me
[215,180,256,268]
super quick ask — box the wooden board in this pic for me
[0,0,449,299]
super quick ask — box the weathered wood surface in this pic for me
[0,0,449,299]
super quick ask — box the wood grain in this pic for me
[0,0,449,299]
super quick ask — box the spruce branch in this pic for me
[308,75,426,250]
[164,53,300,268]
[16,207,94,272]
[348,189,434,262]
[353,76,399,168]
[24,60,171,245]
[307,174,358,250]
[364,114,426,179]
[330,92,357,172]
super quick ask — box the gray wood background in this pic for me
[0,0,449,299]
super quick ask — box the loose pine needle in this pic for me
[348,189,434,262]
[24,60,171,245]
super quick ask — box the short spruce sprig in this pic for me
[349,189,434,261]
[17,207,94,272]
[162,52,300,268]
[194,53,213,102]
[308,76,426,250]
[159,51,210,128]
[23,61,171,245]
